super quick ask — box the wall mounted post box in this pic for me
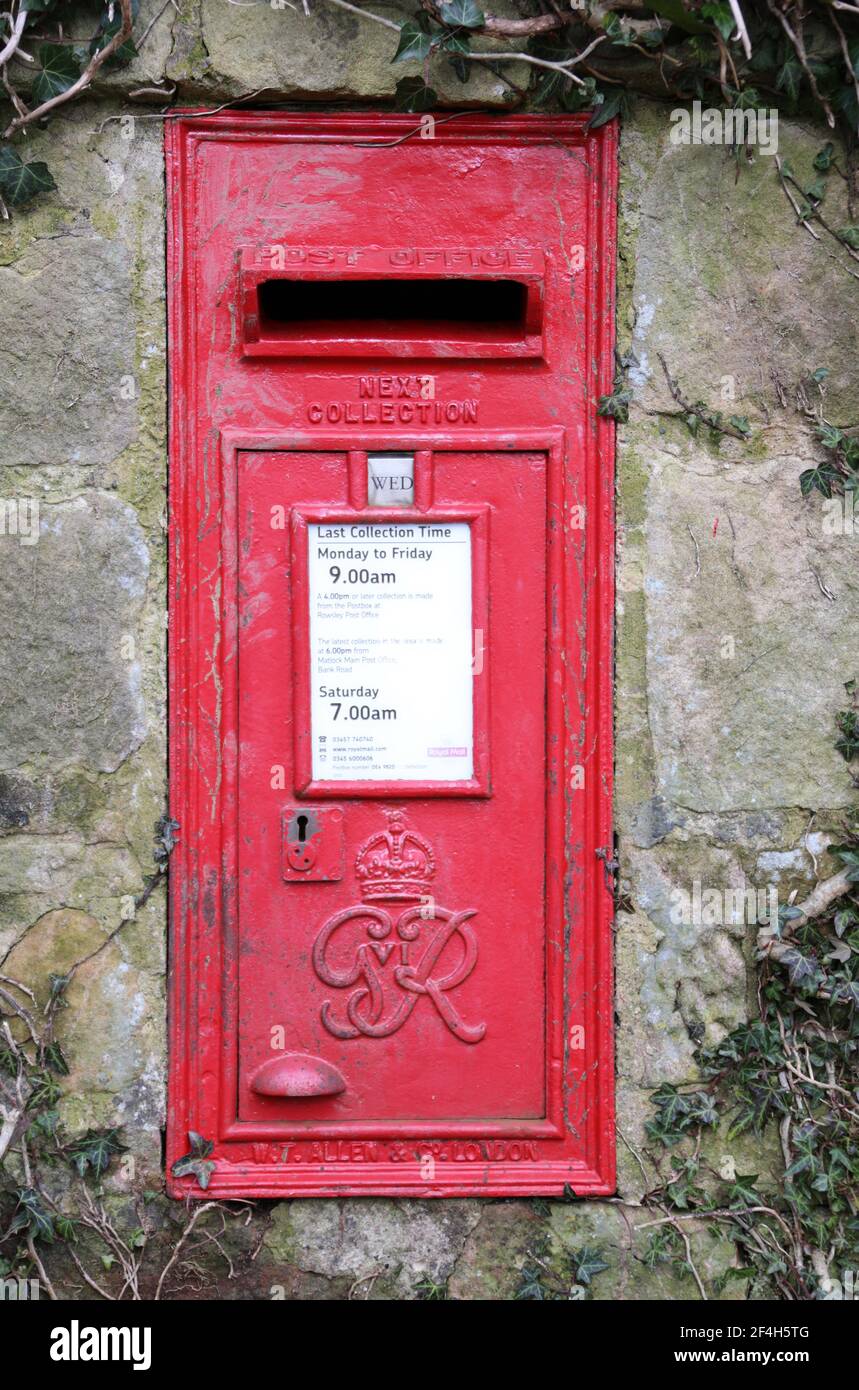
[166,114,617,1198]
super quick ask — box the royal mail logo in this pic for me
[312,811,485,1044]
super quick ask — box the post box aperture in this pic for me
[167,114,616,1198]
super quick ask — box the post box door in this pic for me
[237,447,547,1124]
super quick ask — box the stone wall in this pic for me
[1,0,856,1299]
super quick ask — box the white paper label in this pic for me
[308,521,473,781]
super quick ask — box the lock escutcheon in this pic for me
[281,806,344,883]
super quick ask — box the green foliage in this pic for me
[678,402,750,441]
[597,388,631,423]
[414,1276,448,1299]
[0,146,56,206]
[573,1245,611,1285]
[40,1040,68,1076]
[153,814,180,869]
[6,1188,55,1243]
[646,1084,720,1146]
[393,76,438,112]
[799,422,859,498]
[438,0,484,28]
[91,0,139,64]
[65,1127,125,1178]
[393,20,433,64]
[0,817,169,1287]
[646,693,859,1298]
[170,1130,216,1189]
[32,42,80,103]
[0,0,136,209]
[835,709,859,763]
[516,1240,610,1298]
[3,0,859,223]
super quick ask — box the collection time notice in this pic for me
[308,521,474,781]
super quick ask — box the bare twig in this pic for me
[321,0,605,84]
[27,1232,58,1301]
[656,353,751,440]
[767,0,835,128]
[68,1247,116,1301]
[829,9,859,135]
[687,524,701,578]
[154,1201,221,1301]
[727,0,752,58]
[0,6,27,69]
[4,0,134,137]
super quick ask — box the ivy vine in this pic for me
[1,1,859,214]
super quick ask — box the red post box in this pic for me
[166,114,617,1197]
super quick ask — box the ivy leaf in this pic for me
[776,57,802,104]
[393,20,434,64]
[442,29,471,57]
[438,0,485,28]
[171,1155,215,1188]
[32,43,81,104]
[780,948,819,988]
[574,1246,610,1285]
[588,90,628,129]
[832,980,859,1006]
[597,389,631,423]
[55,1215,77,1242]
[66,1127,125,1178]
[393,76,438,112]
[814,142,836,172]
[838,226,859,249]
[153,815,180,868]
[700,1,735,42]
[834,846,859,878]
[8,1189,55,1244]
[645,0,707,35]
[516,1265,548,1299]
[49,971,71,1002]
[818,422,844,450]
[187,1130,214,1157]
[41,1040,69,1076]
[171,1131,216,1189]
[799,466,835,498]
[91,0,139,63]
[31,1108,59,1138]
[0,147,56,207]
[727,1172,760,1207]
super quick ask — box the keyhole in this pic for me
[296,814,309,843]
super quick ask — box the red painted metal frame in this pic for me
[290,502,491,797]
[166,113,617,1198]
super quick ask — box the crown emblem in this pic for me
[355,810,435,902]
